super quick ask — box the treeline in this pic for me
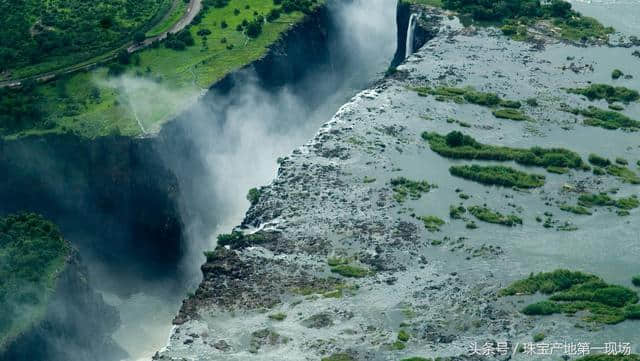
[0,82,44,134]
[441,0,576,22]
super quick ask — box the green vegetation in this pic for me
[566,106,640,130]
[501,270,640,324]
[468,206,522,226]
[246,187,261,205]
[449,205,466,219]
[0,213,72,348]
[532,332,546,342]
[2,0,324,139]
[492,108,529,121]
[419,216,445,232]
[606,165,640,184]
[412,86,522,109]
[397,330,410,342]
[449,165,545,188]
[578,193,639,210]
[559,204,592,215]
[363,176,376,184]
[423,131,585,171]
[147,0,189,37]
[437,0,613,42]
[0,0,168,77]
[215,230,270,249]
[400,358,432,361]
[633,276,640,287]
[390,177,436,203]
[388,340,407,350]
[327,258,370,278]
[589,154,611,168]
[567,84,639,104]
[268,312,287,321]
[612,69,624,80]
[322,354,354,361]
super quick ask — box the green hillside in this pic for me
[0,0,323,139]
[0,213,71,350]
[0,0,170,78]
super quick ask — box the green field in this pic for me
[1,0,324,139]
[0,0,170,79]
[0,213,71,350]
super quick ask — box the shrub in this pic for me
[247,188,261,205]
[330,265,369,278]
[588,154,611,167]
[633,275,640,287]
[567,84,640,104]
[419,216,445,232]
[468,206,522,226]
[390,178,436,203]
[612,69,624,79]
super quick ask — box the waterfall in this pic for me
[405,13,419,59]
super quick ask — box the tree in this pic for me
[134,31,146,44]
[117,50,131,65]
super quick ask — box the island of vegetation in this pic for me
[450,164,546,188]
[423,131,586,173]
[501,270,640,324]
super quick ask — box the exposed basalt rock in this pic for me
[1,249,124,361]
[391,2,441,67]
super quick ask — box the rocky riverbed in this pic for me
[154,5,640,361]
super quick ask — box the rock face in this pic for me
[0,134,184,282]
[391,1,440,67]
[160,5,640,361]
[1,249,124,361]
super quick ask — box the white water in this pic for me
[405,13,419,59]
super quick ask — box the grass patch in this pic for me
[419,216,445,232]
[147,0,189,37]
[423,131,585,170]
[492,108,529,121]
[390,177,436,203]
[578,193,639,210]
[566,106,640,130]
[468,206,522,226]
[501,270,640,324]
[567,84,639,104]
[0,213,72,349]
[450,164,545,188]
[589,154,611,168]
[330,264,370,278]
[533,332,546,342]
[606,165,640,184]
[268,313,287,321]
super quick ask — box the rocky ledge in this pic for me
[155,6,640,361]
